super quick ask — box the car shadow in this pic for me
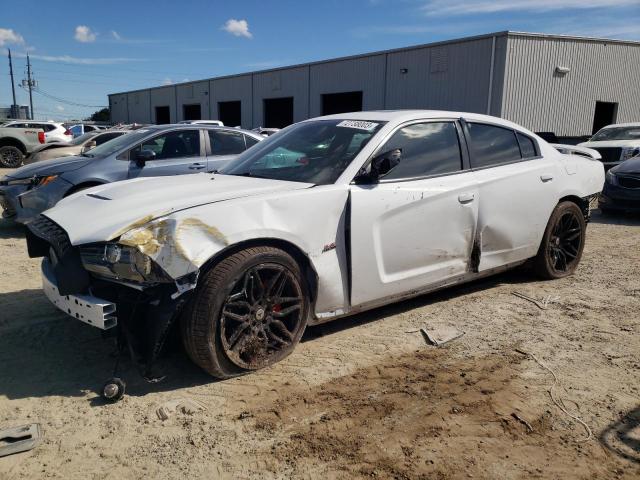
[600,405,640,464]
[590,210,640,226]
[0,268,535,403]
[0,217,25,239]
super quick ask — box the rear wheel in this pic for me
[533,201,586,279]
[0,146,24,168]
[181,246,309,378]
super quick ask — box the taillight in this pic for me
[64,129,72,136]
[38,131,45,143]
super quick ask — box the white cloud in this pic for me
[111,30,122,41]
[421,0,639,15]
[74,25,96,43]
[55,105,65,112]
[162,78,173,85]
[222,19,252,39]
[0,28,25,46]
[8,51,141,65]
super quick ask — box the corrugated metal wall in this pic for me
[176,81,210,122]
[149,86,177,124]
[502,35,640,136]
[127,90,150,123]
[210,75,253,129]
[109,94,128,123]
[309,55,386,116]
[253,67,309,126]
[385,37,501,114]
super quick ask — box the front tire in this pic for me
[0,145,24,168]
[533,201,586,279]
[181,246,309,378]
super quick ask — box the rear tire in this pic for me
[0,146,24,168]
[533,201,586,279]
[181,246,309,378]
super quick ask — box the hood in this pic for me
[30,142,70,154]
[578,140,640,149]
[7,155,92,179]
[44,173,313,245]
[612,156,640,174]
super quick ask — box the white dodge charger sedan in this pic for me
[26,111,604,396]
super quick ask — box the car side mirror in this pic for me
[354,148,403,184]
[135,149,155,167]
[81,140,97,154]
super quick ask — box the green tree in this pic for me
[87,107,110,122]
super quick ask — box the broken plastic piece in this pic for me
[0,424,42,458]
[156,398,207,421]
[420,325,465,347]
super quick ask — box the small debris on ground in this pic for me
[0,424,42,458]
[156,398,207,421]
[511,412,534,433]
[420,325,465,347]
[512,291,560,310]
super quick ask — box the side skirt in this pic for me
[309,259,527,326]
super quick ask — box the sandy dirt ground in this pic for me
[1,170,639,478]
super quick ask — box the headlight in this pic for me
[605,170,619,186]
[622,147,640,161]
[79,243,171,284]
[3,175,58,187]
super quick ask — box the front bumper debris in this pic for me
[42,258,117,330]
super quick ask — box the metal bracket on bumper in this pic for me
[41,258,117,330]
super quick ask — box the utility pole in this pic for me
[8,49,17,118]
[26,54,34,120]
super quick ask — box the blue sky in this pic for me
[2,0,639,121]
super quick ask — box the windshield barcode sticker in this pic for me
[337,120,379,131]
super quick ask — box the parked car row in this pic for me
[3,110,607,401]
[0,124,263,223]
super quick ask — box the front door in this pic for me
[128,129,207,178]
[349,120,478,307]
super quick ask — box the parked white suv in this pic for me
[579,123,640,169]
[1,121,72,143]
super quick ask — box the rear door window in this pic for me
[94,132,123,145]
[377,121,463,180]
[209,129,246,155]
[244,134,260,149]
[467,123,522,168]
[516,132,538,158]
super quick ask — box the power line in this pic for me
[19,85,107,108]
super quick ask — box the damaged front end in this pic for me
[27,214,194,379]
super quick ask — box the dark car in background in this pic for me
[600,155,640,213]
[0,124,263,223]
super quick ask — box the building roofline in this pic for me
[108,30,640,98]
[507,30,640,46]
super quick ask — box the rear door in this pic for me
[463,121,561,270]
[127,129,206,178]
[349,120,479,307]
[206,129,250,171]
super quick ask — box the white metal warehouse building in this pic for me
[108,31,640,137]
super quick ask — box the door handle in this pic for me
[189,163,205,170]
[458,193,475,204]
[540,174,554,183]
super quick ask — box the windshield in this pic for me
[81,129,147,157]
[221,119,385,184]
[591,127,640,141]
[71,132,97,145]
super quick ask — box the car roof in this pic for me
[310,110,528,131]
[147,124,262,137]
[600,122,640,129]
